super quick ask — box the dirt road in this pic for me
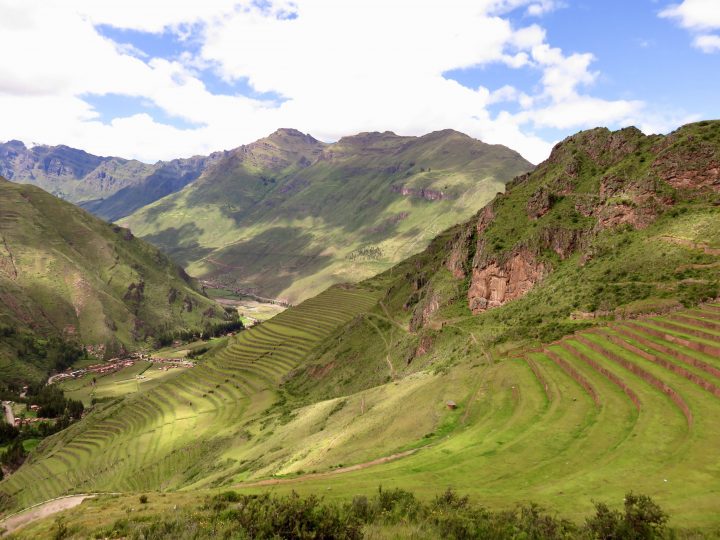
[1,495,92,535]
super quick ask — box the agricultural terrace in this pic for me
[0,286,380,510]
[230,303,720,527]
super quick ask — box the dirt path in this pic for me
[238,449,418,488]
[1,495,92,535]
[364,315,396,380]
[379,301,410,333]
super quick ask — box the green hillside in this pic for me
[2,121,720,534]
[121,128,532,304]
[0,178,227,383]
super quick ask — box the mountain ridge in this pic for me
[0,140,224,221]
[121,127,532,303]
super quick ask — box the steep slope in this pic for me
[4,121,719,529]
[0,178,227,382]
[121,128,531,303]
[0,140,220,219]
[292,120,720,398]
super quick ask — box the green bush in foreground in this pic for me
[87,488,673,539]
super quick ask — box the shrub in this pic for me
[586,492,668,539]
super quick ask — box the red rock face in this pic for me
[410,291,440,332]
[467,248,548,314]
[657,160,720,192]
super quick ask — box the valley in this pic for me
[120,128,531,304]
[0,120,719,537]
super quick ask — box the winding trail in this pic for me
[237,449,418,488]
[0,495,92,536]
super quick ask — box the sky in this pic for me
[0,0,717,164]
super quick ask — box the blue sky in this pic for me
[0,0,717,163]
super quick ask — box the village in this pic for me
[46,351,195,386]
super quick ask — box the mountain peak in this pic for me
[2,139,27,149]
[265,128,321,146]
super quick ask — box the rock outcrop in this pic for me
[468,247,548,313]
[445,120,720,317]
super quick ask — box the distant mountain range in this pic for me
[0,140,223,221]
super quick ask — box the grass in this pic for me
[57,361,186,407]
[5,303,720,531]
[3,121,720,534]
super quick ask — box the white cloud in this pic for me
[660,0,720,30]
[526,1,565,17]
[660,0,720,52]
[694,34,720,52]
[0,0,676,165]
[517,96,641,130]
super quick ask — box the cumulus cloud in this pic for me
[660,0,720,52]
[0,0,665,164]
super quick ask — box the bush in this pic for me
[586,492,668,539]
[139,495,148,504]
[83,488,670,540]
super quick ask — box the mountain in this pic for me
[3,121,719,531]
[0,178,228,383]
[0,140,221,220]
[120,128,532,303]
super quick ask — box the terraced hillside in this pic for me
[0,286,380,510]
[215,303,720,526]
[3,121,719,532]
[122,128,531,303]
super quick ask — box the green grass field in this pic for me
[4,300,720,531]
[3,122,720,536]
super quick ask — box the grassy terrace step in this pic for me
[0,286,382,509]
[603,330,720,397]
[574,334,693,426]
[543,348,601,406]
[612,325,720,379]
[559,341,642,410]
[649,318,720,342]
[625,321,720,357]
[671,313,720,332]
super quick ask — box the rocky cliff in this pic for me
[442,121,720,316]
